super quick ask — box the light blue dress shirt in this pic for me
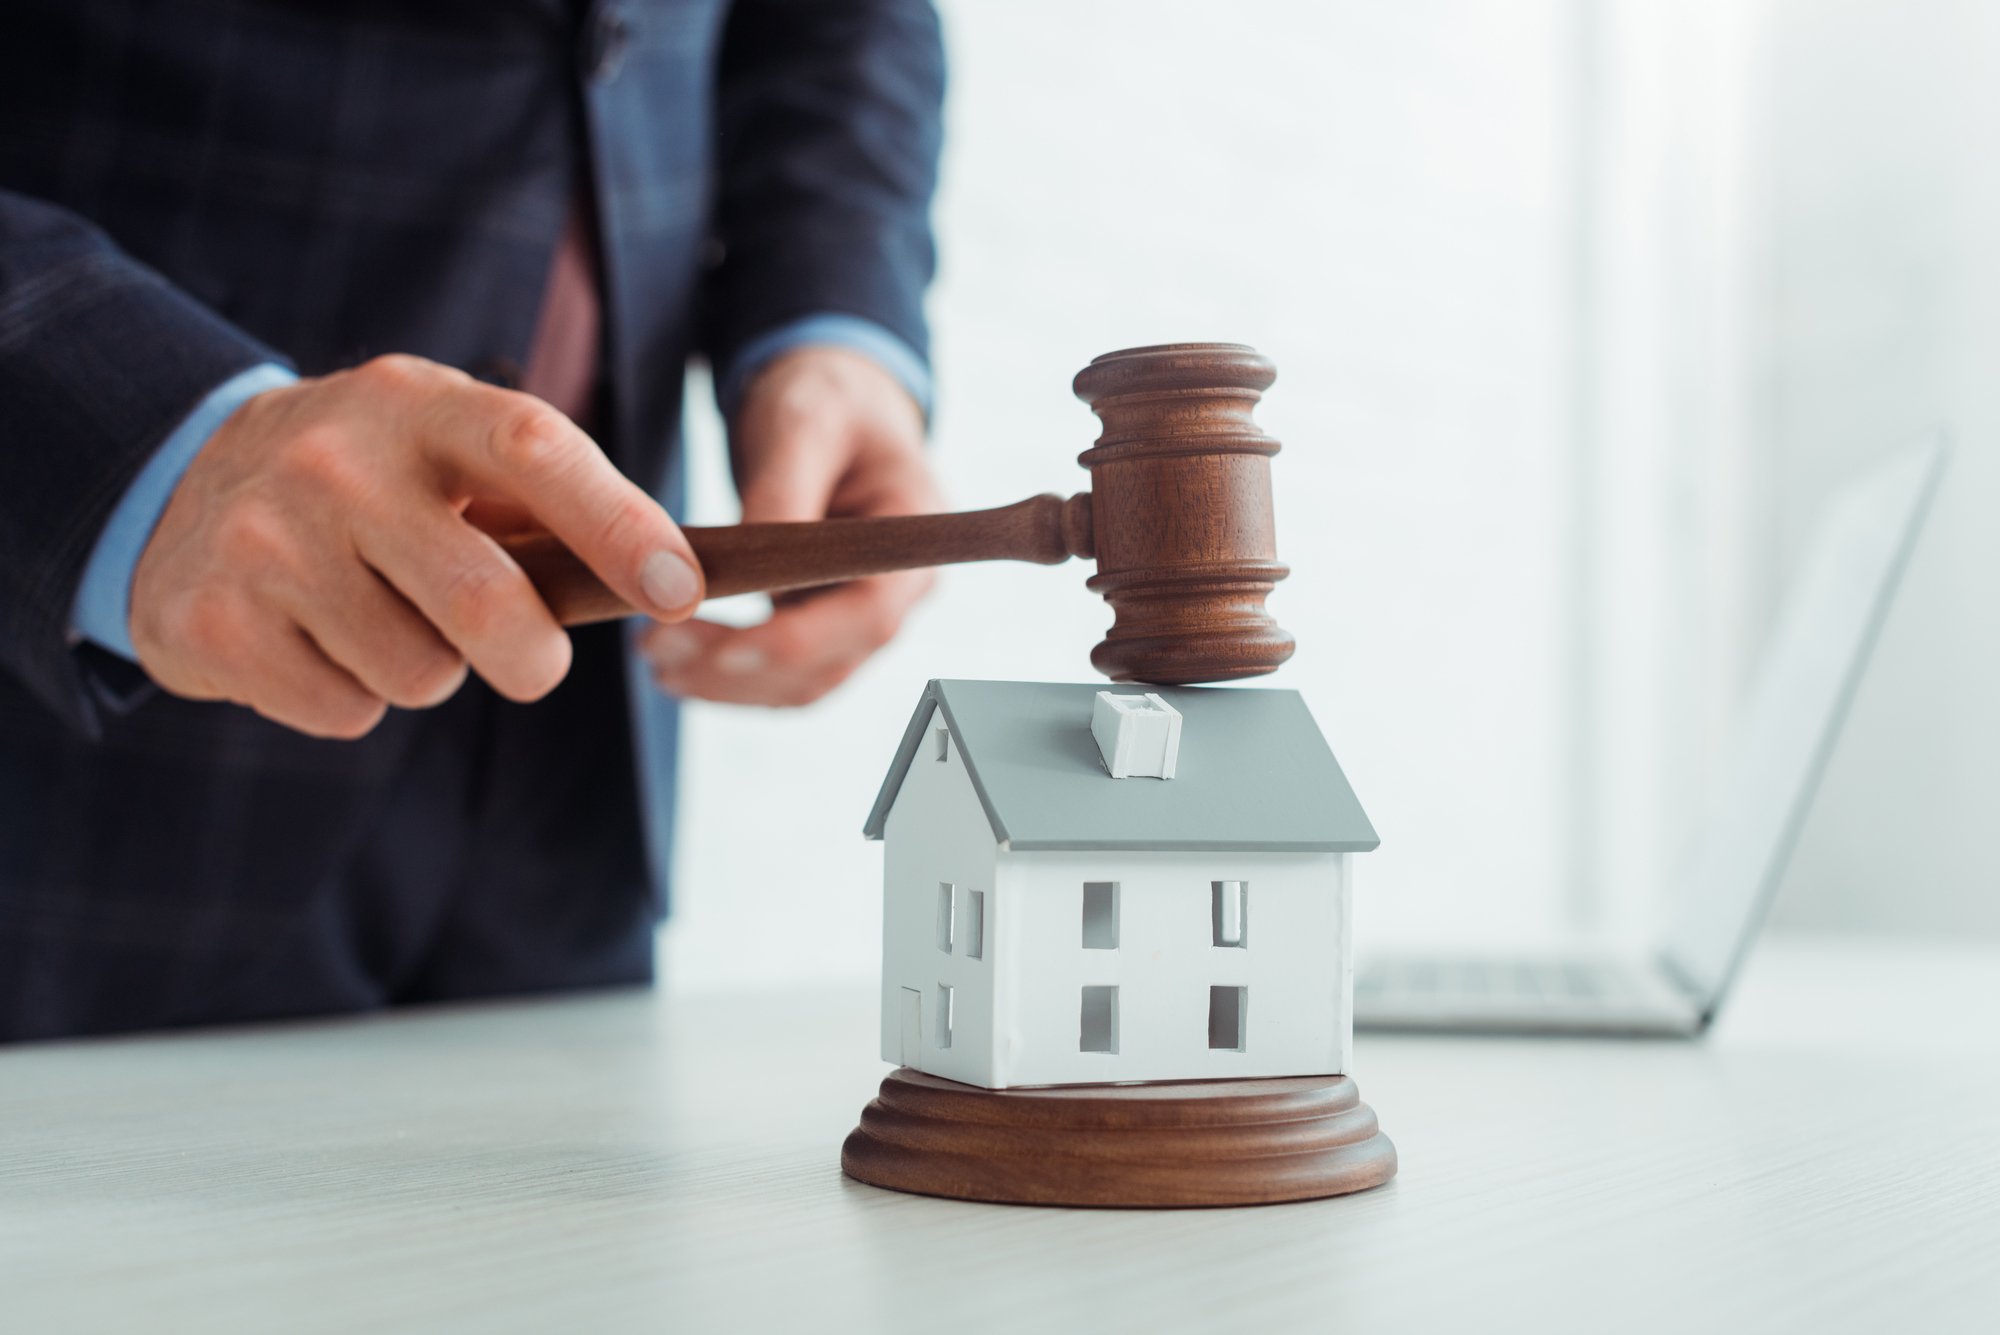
[71,362,300,661]
[70,315,931,661]
[715,313,933,421]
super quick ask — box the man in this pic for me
[0,0,945,1039]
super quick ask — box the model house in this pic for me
[862,679,1378,1089]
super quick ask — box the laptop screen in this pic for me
[1660,441,1944,1010]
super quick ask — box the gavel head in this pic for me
[1071,343,1294,685]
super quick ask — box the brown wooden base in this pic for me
[841,1068,1396,1208]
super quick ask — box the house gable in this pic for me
[866,684,1011,849]
[877,701,1003,1084]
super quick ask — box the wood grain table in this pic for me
[3,935,1996,1333]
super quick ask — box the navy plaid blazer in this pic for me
[0,0,943,1039]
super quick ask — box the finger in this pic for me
[653,640,859,708]
[821,439,946,522]
[422,385,704,620]
[231,626,389,740]
[286,560,468,710]
[647,571,927,706]
[734,427,848,525]
[646,567,931,689]
[638,616,735,676]
[354,507,573,703]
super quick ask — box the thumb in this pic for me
[735,426,846,525]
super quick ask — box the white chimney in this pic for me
[1090,691,1183,779]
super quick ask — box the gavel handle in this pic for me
[506,492,1096,626]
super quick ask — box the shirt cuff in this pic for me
[714,314,932,422]
[71,362,299,661]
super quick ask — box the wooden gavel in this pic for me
[513,342,1293,685]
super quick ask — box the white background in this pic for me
[660,0,1998,994]
[1746,0,2000,936]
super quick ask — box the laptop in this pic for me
[1354,439,1947,1036]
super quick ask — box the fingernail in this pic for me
[641,551,702,614]
[714,645,766,676]
[647,629,698,670]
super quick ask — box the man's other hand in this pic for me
[130,355,705,739]
[639,345,940,707]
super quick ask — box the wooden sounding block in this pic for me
[841,1069,1396,1208]
[509,342,1293,685]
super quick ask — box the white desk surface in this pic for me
[3,935,1996,1334]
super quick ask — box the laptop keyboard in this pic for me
[1355,957,1642,1004]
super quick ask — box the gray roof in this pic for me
[863,680,1378,853]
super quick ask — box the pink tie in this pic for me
[519,204,603,433]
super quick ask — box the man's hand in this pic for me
[130,354,705,739]
[640,345,941,707]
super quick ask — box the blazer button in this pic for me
[472,356,523,389]
[582,6,632,84]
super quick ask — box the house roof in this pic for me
[863,680,1379,854]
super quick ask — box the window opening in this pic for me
[936,882,955,952]
[965,889,985,960]
[1208,985,1247,1051]
[1080,985,1119,1053]
[1211,880,1248,948]
[1082,882,1119,949]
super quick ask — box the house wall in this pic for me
[988,849,1352,1088]
[878,704,999,1086]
